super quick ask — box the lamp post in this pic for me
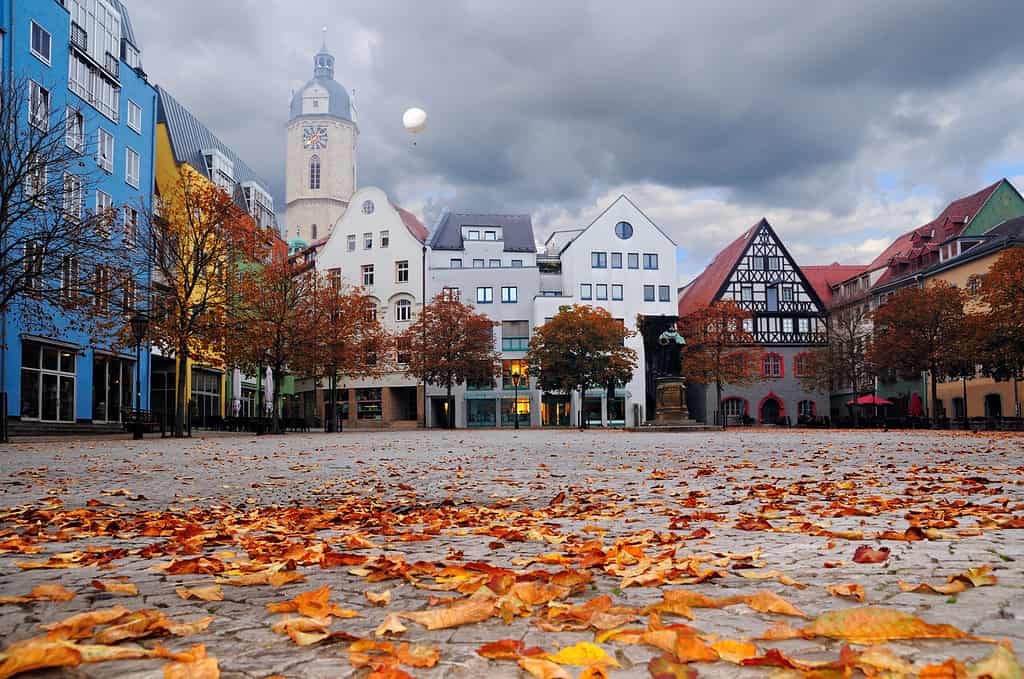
[129,312,150,440]
[510,362,523,430]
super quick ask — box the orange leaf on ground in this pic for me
[801,606,973,643]
[477,639,540,660]
[395,642,440,668]
[710,639,758,663]
[518,657,572,679]
[267,586,360,620]
[374,613,408,637]
[647,654,699,679]
[400,595,496,630]
[674,634,718,662]
[215,571,305,587]
[92,580,139,596]
[0,583,76,604]
[162,644,220,679]
[718,591,810,619]
[578,667,609,679]
[176,586,223,602]
[852,545,890,564]
[41,605,131,640]
[366,669,413,679]
[826,583,866,602]
[365,589,392,606]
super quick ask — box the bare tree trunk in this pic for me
[272,366,282,434]
[446,380,453,429]
[930,368,940,426]
[715,378,722,428]
[175,346,188,437]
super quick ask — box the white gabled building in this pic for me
[534,195,678,427]
[293,186,429,427]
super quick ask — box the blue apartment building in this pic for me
[1,0,155,431]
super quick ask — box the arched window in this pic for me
[309,155,321,190]
[762,352,783,378]
[797,400,815,419]
[395,299,412,322]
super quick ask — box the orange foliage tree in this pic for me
[140,170,271,435]
[679,300,760,426]
[868,281,968,422]
[978,246,1024,416]
[292,278,390,432]
[526,305,637,427]
[798,305,876,422]
[224,260,317,434]
[400,293,500,429]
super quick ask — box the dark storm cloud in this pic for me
[127,0,1024,244]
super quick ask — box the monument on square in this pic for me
[638,315,714,430]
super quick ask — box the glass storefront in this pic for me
[356,388,382,420]
[500,397,530,427]
[21,341,76,422]
[92,355,134,423]
[191,368,222,427]
[466,398,496,427]
[542,395,571,426]
[150,357,176,426]
[239,386,257,417]
[607,396,625,426]
[583,397,603,426]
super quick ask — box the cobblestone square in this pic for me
[1,430,1022,678]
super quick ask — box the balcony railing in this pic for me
[70,22,87,52]
[104,52,119,79]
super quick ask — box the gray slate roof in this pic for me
[156,86,269,191]
[429,211,537,253]
[986,216,1024,239]
[289,77,352,122]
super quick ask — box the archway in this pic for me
[759,394,783,424]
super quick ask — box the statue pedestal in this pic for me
[655,377,691,424]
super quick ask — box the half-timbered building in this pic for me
[678,219,832,425]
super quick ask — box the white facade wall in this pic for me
[314,187,425,391]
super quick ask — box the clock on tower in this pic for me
[302,126,329,150]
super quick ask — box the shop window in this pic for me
[500,398,530,427]
[467,398,496,426]
[797,400,815,419]
[20,340,76,422]
[542,395,571,426]
[356,388,382,419]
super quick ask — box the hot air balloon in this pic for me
[403,107,428,135]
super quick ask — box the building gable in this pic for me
[963,179,1024,237]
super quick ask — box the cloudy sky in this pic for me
[128,0,1024,283]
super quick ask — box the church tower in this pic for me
[285,31,357,246]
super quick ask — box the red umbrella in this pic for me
[908,392,924,417]
[846,395,893,407]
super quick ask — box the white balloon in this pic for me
[403,107,428,134]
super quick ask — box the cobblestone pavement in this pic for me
[0,429,1022,678]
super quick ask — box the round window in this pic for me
[615,221,633,239]
[362,200,375,215]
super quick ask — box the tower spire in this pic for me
[314,26,335,80]
[321,25,327,52]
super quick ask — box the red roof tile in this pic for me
[677,220,763,317]
[801,263,868,307]
[393,204,429,243]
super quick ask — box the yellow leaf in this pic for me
[720,591,811,619]
[176,586,223,602]
[826,583,866,602]
[400,595,496,630]
[966,644,1022,679]
[374,613,408,637]
[518,657,573,679]
[365,589,392,606]
[801,607,973,644]
[92,580,139,596]
[544,642,619,667]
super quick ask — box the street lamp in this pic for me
[510,361,524,430]
[129,312,150,440]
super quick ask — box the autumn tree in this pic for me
[679,300,760,426]
[140,169,271,436]
[869,281,967,422]
[978,246,1024,417]
[526,305,637,428]
[224,260,318,434]
[400,293,500,429]
[799,305,875,422]
[292,277,389,432]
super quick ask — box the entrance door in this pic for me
[985,394,1002,418]
[430,396,453,427]
[760,398,781,424]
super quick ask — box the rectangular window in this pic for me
[395,260,409,283]
[380,230,390,248]
[24,242,44,290]
[347,234,356,251]
[591,251,607,268]
[327,268,341,289]
[658,285,671,302]
[643,253,659,270]
[643,285,655,302]
[580,283,592,300]
[361,264,374,286]
[363,232,372,249]
[740,285,753,301]
[65,108,84,152]
[63,173,83,219]
[768,257,781,270]
[484,230,496,240]
[511,259,523,267]
[612,284,623,300]
[502,359,529,390]
[123,206,137,246]
[97,129,114,173]
[127,100,142,133]
[95,190,113,237]
[442,287,460,301]
[450,258,462,268]
[94,265,109,311]
[501,286,518,303]
[782,317,794,333]
[31,21,52,63]
[798,318,810,333]
[20,340,76,422]
[60,254,79,300]
[501,320,529,351]
[467,230,479,240]
[752,256,765,270]
[781,285,794,301]
[611,252,622,268]
[476,286,493,303]
[488,259,500,268]
[473,259,484,268]
[125,147,140,188]
[68,52,120,122]
[596,284,608,300]
[26,162,46,202]
[29,81,49,130]
[628,252,639,269]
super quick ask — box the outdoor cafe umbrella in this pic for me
[846,395,894,407]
